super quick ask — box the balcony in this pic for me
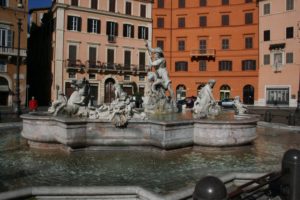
[0,46,27,57]
[108,35,116,43]
[190,49,216,61]
[65,59,85,72]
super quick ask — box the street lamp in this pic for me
[14,18,22,116]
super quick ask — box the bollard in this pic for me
[288,112,296,126]
[264,110,272,122]
[280,149,300,200]
[193,176,227,200]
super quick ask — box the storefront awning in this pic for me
[269,43,285,50]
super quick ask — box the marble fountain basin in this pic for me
[21,111,259,151]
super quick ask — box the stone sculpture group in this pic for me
[47,42,249,127]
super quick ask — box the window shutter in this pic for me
[78,17,82,31]
[67,16,72,30]
[145,27,149,40]
[131,25,134,38]
[106,22,110,35]
[115,23,118,36]
[97,20,101,34]
[7,30,13,47]
[87,19,92,33]
[123,24,127,37]
[138,26,142,39]
[242,60,245,70]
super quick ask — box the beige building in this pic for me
[0,0,28,107]
[51,0,153,104]
[257,0,300,107]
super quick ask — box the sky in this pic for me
[29,0,52,10]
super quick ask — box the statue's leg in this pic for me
[167,84,177,106]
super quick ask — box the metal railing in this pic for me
[190,49,216,57]
[0,46,27,57]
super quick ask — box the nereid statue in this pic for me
[192,79,221,119]
[233,96,248,115]
[143,41,178,113]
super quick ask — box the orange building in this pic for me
[0,0,28,107]
[152,0,259,104]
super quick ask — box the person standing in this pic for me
[29,96,38,112]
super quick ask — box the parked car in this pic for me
[218,98,235,108]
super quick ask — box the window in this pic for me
[199,60,206,71]
[286,0,294,10]
[245,0,252,3]
[106,21,118,36]
[264,54,270,65]
[109,0,116,12]
[89,46,97,67]
[222,39,229,49]
[175,61,188,71]
[199,39,207,51]
[89,73,96,80]
[140,4,146,18]
[124,75,130,81]
[157,18,164,28]
[0,60,7,72]
[222,0,229,5]
[123,24,134,38]
[245,37,253,49]
[71,0,78,6]
[264,30,270,41]
[67,16,81,31]
[199,16,207,27]
[87,19,100,34]
[266,88,289,105]
[68,45,77,63]
[242,60,256,70]
[107,49,115,68]
[157,40,164,50]
[138,26,149,39]
[125,1,132,15]
[91,0,97,9]
[124,50,131,69]
[286,52,293,63]
[0,0,7,7]
[286,27,294,39]
[219,61,232,71]
[200,0,207,6]
[263,3,270,15]
[221,15,229,26]
[178,0,185,8]
[178,17,185,28]
[139,52,146,70]
[245,13,253,24]
[158,0,164,8]
[272,51,284,71]
[0,28,13,47]
[178,40,185,51]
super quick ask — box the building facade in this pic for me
[51,0,153,105]
[152,0,259,103]
[0,0,28,107]
[257,0,300,107]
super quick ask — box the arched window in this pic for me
[220,84,231,100]
[197,83,205,96]
[176,84,186,100]
[243,85,254,104]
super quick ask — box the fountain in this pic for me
[21,43,259,151]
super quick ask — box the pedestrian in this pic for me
[29,96,38,112]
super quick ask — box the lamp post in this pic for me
[15,18,22,116]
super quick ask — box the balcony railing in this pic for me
[0,46,27,57]
[190,49,216,61]
[66,59,85,72]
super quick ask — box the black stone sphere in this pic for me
[193,176,227,200]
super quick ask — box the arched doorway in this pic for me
[197,84,205,96]
[176,85,186,100]
[220,85,231,100]
[0,77,9,106]
[104,78,115,103]
[243,85,254,104]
